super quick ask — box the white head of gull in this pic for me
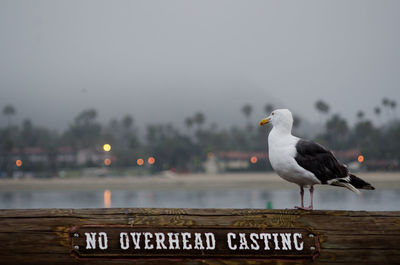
[260,109,374,210]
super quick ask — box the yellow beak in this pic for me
[259,118,270,126]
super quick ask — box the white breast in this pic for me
[268,129,321,186]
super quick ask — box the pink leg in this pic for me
[309,186,314,210]
[295,186,314,210]
[300,186,304,208]
[295,186,305,210]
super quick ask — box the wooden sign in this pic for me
[70,225,319,260]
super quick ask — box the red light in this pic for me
[250,156,258,164]
[137,158,144,166]
[148,157,155,165]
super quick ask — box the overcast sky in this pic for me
[1,0,399,131]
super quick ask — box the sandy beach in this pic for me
[0,172,399,191]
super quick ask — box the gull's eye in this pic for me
[272,112,275,116]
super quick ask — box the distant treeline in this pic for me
[0,98,399,177]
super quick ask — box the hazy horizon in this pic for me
[1,0,399,130]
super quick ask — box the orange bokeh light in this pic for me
[137,158,144,166]
[104,158,112,166]
[104,190,111,208]
[148,157,155,165]
[16,160,22,167]
[358,155,365,163]
[250,156,258,164]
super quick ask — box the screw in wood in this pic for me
[74,245,79,250]
[310,246,316,251]
[308,234,314,238]
[73,233,79,237]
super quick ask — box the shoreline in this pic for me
[0,172,399,191]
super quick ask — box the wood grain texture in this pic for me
[0,208,399,264]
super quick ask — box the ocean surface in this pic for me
[0,187,398,211]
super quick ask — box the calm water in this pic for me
[0,188,398,211]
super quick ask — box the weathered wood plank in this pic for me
[1,208,398,217]
[0,208,399,264]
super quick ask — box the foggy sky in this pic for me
[1,0,399,131]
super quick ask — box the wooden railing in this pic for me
[0,208,399,264]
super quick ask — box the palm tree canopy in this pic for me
[241,104,253,118]
[2,104,16,116]
[357,111,365,120]
[122,115,133,129]
[315,100,330,114]
[382,98,390,106]
[326,114,348,136]
[264,104,275,114]
[194,112,205,126]
[184,117,194,128]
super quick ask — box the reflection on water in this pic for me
[0,188,399,211]
[104,189,111,208]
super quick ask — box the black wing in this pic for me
[294,139,348,184]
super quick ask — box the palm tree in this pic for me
[374,107,381,117]
[75,109,97,126]
[184,117,194,136]
[357,111,365,121]
[242,104,254,133]
[122,115,133,130]
[382,98,390,107]
[185,117,193,129]
[374,107,381,127]
[2,104,16,127]
[326,114,348,149]
[382,97,390,121]
[315,100,330,114]
[264,104,275,114]
[193,112,205,129]
[241,104,253,119]
[390,100,397,120]
[315,100,330,124]
[293,115,301,128]
[70,108,101,148]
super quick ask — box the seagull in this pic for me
[259,109,374,210]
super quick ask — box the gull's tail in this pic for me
[329,174,375,195]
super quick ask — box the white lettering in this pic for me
[293,233,304,251]
[260,233,271,250]
[144,232,154,249]
[155,233,168,250]
[82,230,306,254]
[239,233,249,250]
[181,232,192,250]
[227,233,237,250]
[250,233,260,250]
[98,232,108,250]
[168,233,180,249]
[120,232,129,250]
[272,233,280,250]
[85,232,97,249]
[194,233,205,250]
[280,233,292,250]
[130,232,141,249]
[205,233,216,250]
